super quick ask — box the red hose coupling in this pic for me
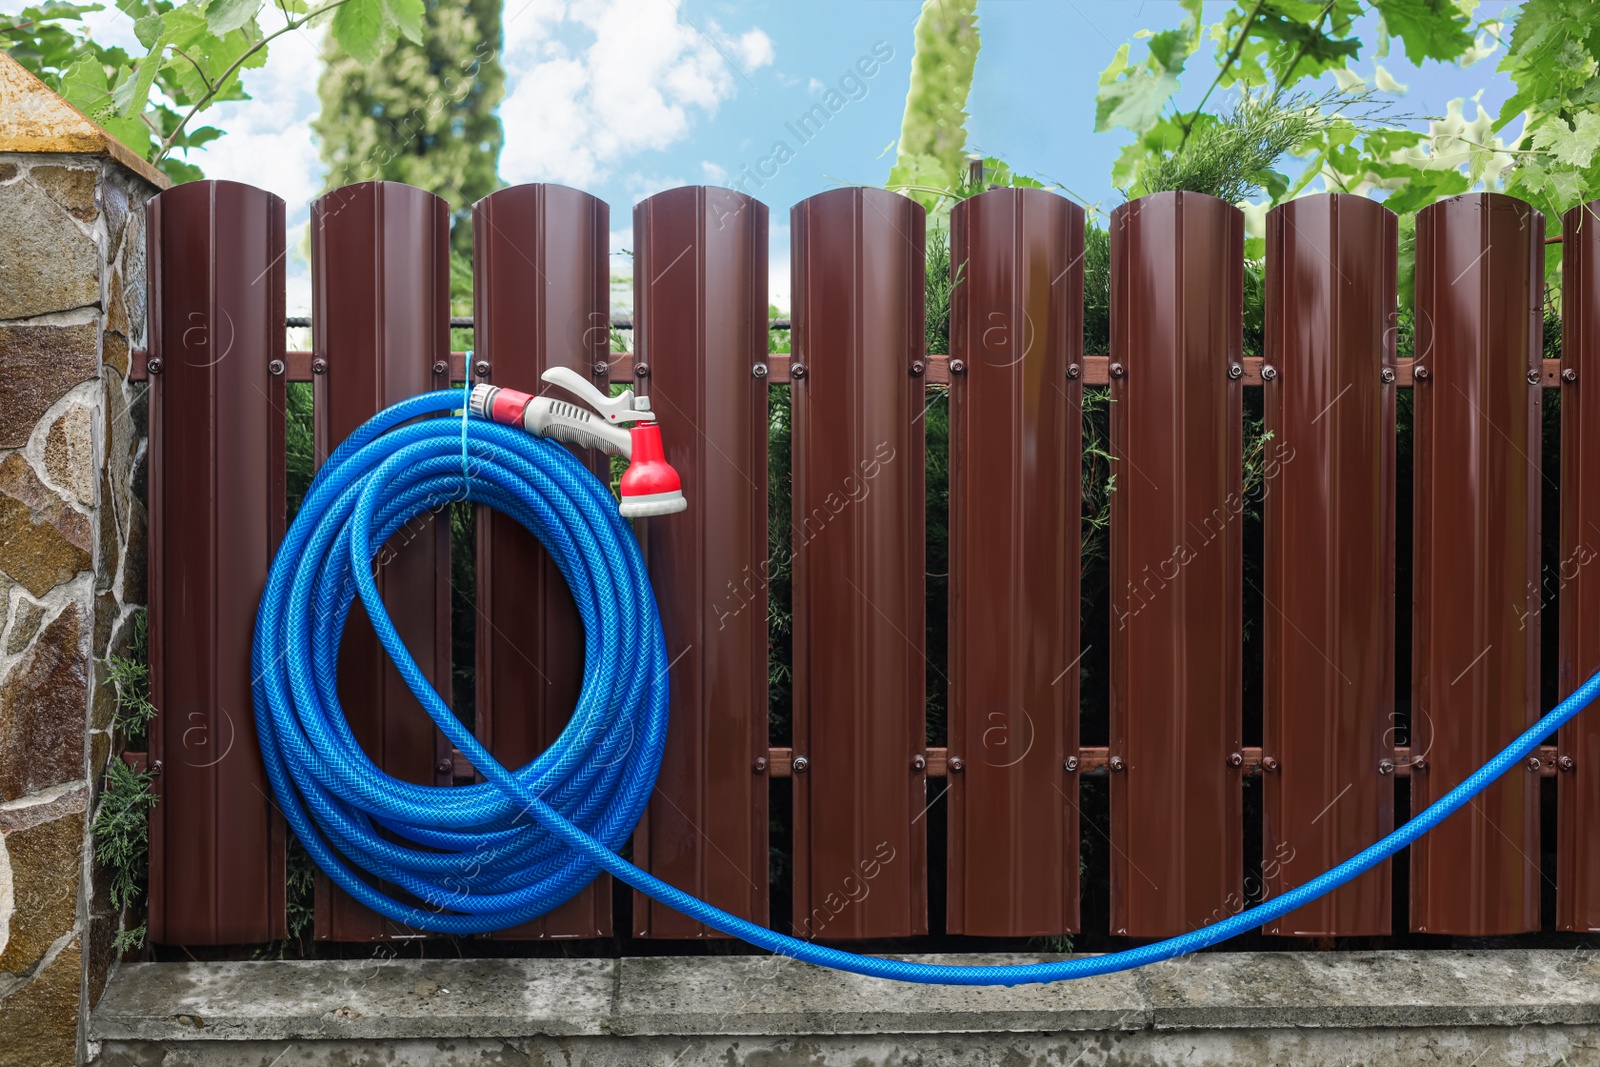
[469,384,534,426]
[620,422,687,517]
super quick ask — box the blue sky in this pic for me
[60,0,1526,313]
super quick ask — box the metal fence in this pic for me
[132,179,1600,946]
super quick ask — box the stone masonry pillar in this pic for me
[0,52,166,1067]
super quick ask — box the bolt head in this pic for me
[1410,756,1427,772]
[311,358,328,375]
[1414,366,1431,381]
[949,358,967,374]
[790,362,809,380]
[1109,362,1127,379]
[1527,756,1543,772]
[791,755,810,773]
[753,756,769,773]
[752,362,769,379]
[1563,367,1578,384]
[1227,363,1243,381]
[911,754,927,771]
[1379,759,1396,775]
[1261,365,1278,381]
[436,757,455,776]
[1261,756,1280,772]
[948,756,966,773]
[1559,755,1577,772]
[910,360,925,376]
[432,360,448,376]
[474,360,491,377]
[1381,367,1397,384]
[1108,755,1127,772]
[634,362,650,378]
[268,359,286,376]
[146,357,164,375]
[1227,751,1244,768]
[1066,364,1082,380]
[1064,755,1079,773]
[1528,368,1543,385]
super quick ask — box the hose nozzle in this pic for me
[468,372,686,517]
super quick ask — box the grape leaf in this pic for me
[331,0,387,65]
[1533,112,1600,169]
[1373,0,1473,64]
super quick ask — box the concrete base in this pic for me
[90,950,1600,1066]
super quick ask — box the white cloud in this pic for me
[500,0,773,186]
[700,160,729,182]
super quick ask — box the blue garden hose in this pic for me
[253,389,1598,986]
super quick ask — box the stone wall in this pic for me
[0,147,159,1067]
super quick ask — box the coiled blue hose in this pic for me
[254,389,1598,986]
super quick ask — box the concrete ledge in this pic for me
[90,950,1600,1066]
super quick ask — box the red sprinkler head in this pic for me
[619,420,686,517]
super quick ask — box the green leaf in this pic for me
[1374,0,1474,64]
[1533,112,1600,168]
[382,0,424,45]
[1382,169,1471,215]
[331,0,387,65]
[158,156,205,184]
[133,12,163,47]
[1095,43,1179,136]
[205,0,261,36]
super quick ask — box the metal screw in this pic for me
[432,360,448,376]
[1064,755,1080,773]
[1414,366,1430,382]
[1564,368,1578,384]
[1411,756,1428,772]
[1559,755,1576,772]
[948,756,966,773]
[949,359,967,375]
[150,759,163,775]
[1109,362,1127,379]
[1227,364,1243,381]
[474,360,491,378]
[436,757,454,776]
[753,756,768,773]
[911,754,927,771]
[1381,367,1396,384]
[1379,759,1395,775]
[792,755,810,773]
[268,359,285,376]
[1527,756,1543,772]
[1261,756,1280,772]
[311,358,328,375]
[1260,364,1278,382]
[910,360,925,377]
[1227,751,1244,768]
[146,357,164,375]
[594,360,611,377]
[1067,364,1081,380]
[1108,755,1127,772]
[752,362,769,379]
[791,362,809,380]
[634,362,650,378]
[1527,368,1542,385]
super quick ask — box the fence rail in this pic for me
[138,179,1600,946]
